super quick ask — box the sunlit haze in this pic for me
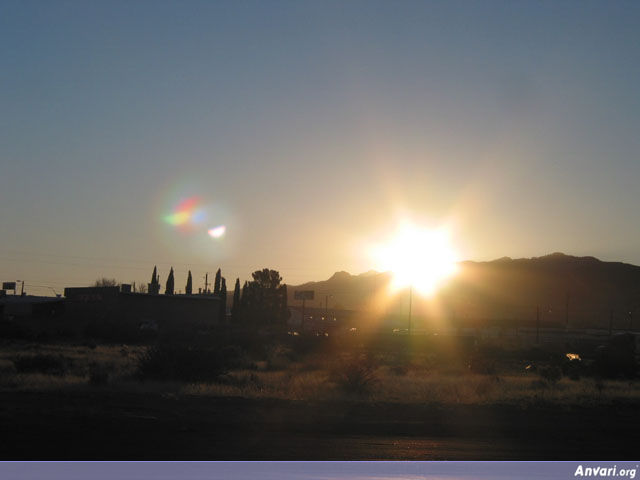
[370,222,459,296]
[2,1,640,295]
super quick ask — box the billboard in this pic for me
[294,290,314,300]
[2,282,16,290]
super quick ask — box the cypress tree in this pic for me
[214,268,222,295]
[220,277,227,320]
[151,266,157,286]
[185,270,193,295]
[232,278,241,320]
[149,266,160,295]
[165,267,175,295]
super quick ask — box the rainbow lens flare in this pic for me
[163,196,206,230]
[208,225,226,238]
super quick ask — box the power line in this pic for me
[0,251,335,273]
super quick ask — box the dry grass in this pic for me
[1,342,639,406]
[0,342,143,391]
[181,368,640,406]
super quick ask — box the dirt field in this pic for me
[1,391,637,460]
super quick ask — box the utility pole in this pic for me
[565,292,570,331]
[325,294,332,319]
[536,306,540,344]
[204,273,209,294]
[408,285,413,335]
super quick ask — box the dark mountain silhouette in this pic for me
[291,270,392,312]
[288,253,640,329]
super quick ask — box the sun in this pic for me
[371,222,460,296]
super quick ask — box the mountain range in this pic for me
[288,253,640,329]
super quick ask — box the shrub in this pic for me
[332,356,378,395]
[136,344,246,382]
[266,344,295,370]
[13,354,72,376]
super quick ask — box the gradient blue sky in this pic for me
[2,1,639,294]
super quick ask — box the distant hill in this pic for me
[288,253,640,329]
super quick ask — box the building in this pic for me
[0,294,65,320]
[63,286,222,330]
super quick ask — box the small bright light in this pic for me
[208,225,226,238]
[371,222,459,296]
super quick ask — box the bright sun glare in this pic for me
[372,223,460,296]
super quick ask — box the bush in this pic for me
[136,344,246,382]
[13,354,73,376]
[266,344,295,370]
[332,356,378,395]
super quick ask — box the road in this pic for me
[0,391,636,459]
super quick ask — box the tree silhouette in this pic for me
[232,278,241,320]
[220,277,227,319]
[252,268,282,291]
[93,278,117,287]
[149,266,160,295]
[241,281,249,307]
[214,268,222,295]
[241,269,288,326]
[165,267,175,295]
[185,270,193,295]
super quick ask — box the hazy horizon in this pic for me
[2,1,640,295]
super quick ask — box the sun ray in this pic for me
[370,222,460,297]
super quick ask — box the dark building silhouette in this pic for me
[0,295,65,319]
[64,286,222,329]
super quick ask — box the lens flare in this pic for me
[208,225,226,238]
[163,196,206,229]
[371,222,459,296]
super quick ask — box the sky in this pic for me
[1,1,640,295]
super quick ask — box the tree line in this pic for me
[149,265,289,325]
[94,265,290,325]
